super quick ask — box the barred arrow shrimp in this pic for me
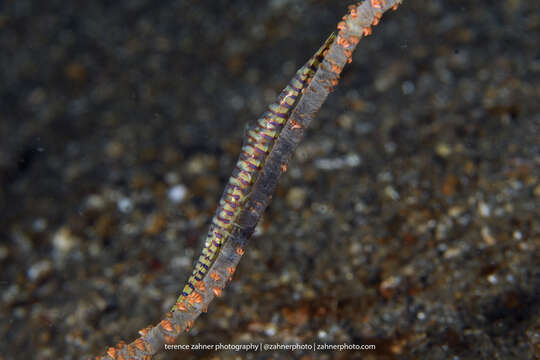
[173,33,336,311]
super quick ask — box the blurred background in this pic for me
[1,0,539,359]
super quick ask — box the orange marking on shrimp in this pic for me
[348,6,358,19]
[370,0,384,8]
[188,291,203,304]
[127,345,136,357]
[186,292,200,304]
[117,353,126,360]
[160,319,174,332]
[195,281,207,292]
[236,247,245,255]
[106,347,117,359]
[213,287,223,297]
[210,271,221,281]
[330,63,342,74]
[337,21,347,30]
[134,339,146,352]
[175,302,188,312]
[337,35,351,48]
[186,320,194,331]
[290,119,303,130]
[363,26,373,36]
[227,266,236,275]
[281,164,288,173]
[372,12,383,26]
[392,3,399,10]
[138,327,150,337]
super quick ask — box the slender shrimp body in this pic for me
[174,33,336,310]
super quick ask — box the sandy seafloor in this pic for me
[1,0,539,359]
